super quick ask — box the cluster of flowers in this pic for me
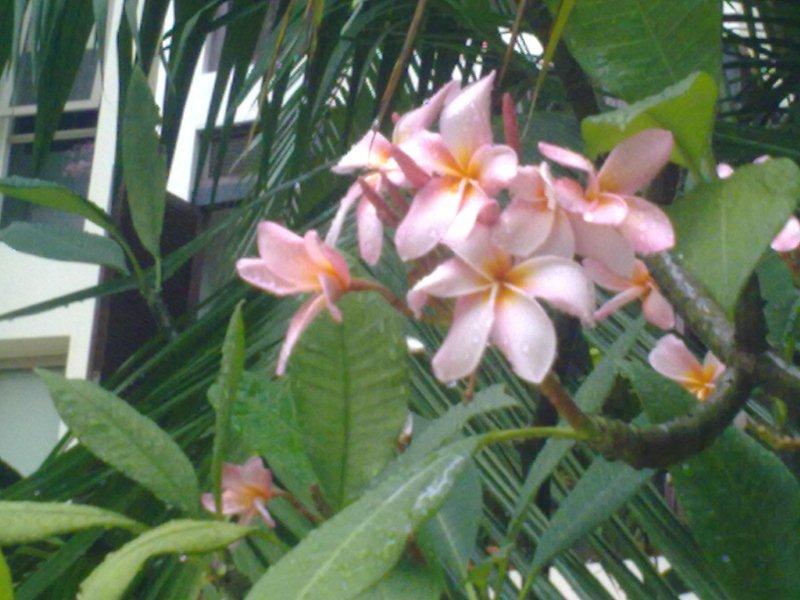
[237,72,688,384]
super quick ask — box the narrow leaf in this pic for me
[38,371,200,515]
[289,292,410,509]
[669,158,800,314]
[529,458,653,574]
[0,222,129,273]
[122,65,167,258]
[355,560,443,600]
[79,520,252,600]
[0,501,143,545]
[0,177,115,232]
[628,363,800,599]
[0,549,10,600]
[582,71,718,176]
[246,438,480,600]
[210,302,246,514]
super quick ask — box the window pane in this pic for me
[0,369,62,476]
[0,137,94,229]
[11,47,99,107]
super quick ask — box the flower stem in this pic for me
[349,278,415,319]
[480,426,590,449]
[539,372,591,431]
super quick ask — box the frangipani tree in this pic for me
[1,1,800,599]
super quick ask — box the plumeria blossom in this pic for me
[648,334,725,401]
[394,72,518,260]
[717,159,800,253]
[407,225,594,383]
[201,457,282,527]
[584,258,675,330]
[539,129,675,255]
[236,221,351,374]
[328,81,459,264]
[493,163,575,258]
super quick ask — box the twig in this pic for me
[539,372,591,430]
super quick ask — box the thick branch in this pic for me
[589,369,752,469]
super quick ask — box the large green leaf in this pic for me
[627,363,800,599]
[552,0,721,101]
[122,66,167,258]
[757,253,800,350]
[582,72,717,176]
[528,458,653,575]
[0,549,10,600]
[355,560,443,599]
[0,501,143,545]
[38,371,200,515]
[0,177,115,232]
[232,373,319,507]
[209,303,246,514]
[78,520,252,600]
[0,222,128,273]
[416,458,482,582]
[505,318,644,543]
[288,291,410,509]
[669,158,800,314]
[245,438,479,600]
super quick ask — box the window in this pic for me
[0,112,96,229]
[194,123,257,206]
[0,363,64,477]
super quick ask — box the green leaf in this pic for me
[627,363,800,599]
[0,501,143,545]
[209,302,246,514]
[122,65,167,258]
[669,158,800,314]
[0,549,12,600]
[582,72,718,176]
[552,0,721,101]
[505,318,644,542]
[757,254,800,350]
[246,438,480,600]
[355,560,443,600]
[289,291,410,509]
[232,373,319,507]
[78,520,252,600]
[0,222,129,273]
[0,177,116,232]
[416,458,482,581]
[38,370,200,515]
[529,458,653,574]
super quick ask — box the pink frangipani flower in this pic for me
[236,221,351,374]
[328,81,460,264]
[539,129,675,254]
[648,334,725,401]
[584,258,675,330]
[394,72,518,261]
[407,225,594,383]
[492,163,575,258]
[718,158,800,253]
[201,457,282,527]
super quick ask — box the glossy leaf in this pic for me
[79,520,252,600]
[0,549,10,600]
[0,501,143,545]
[553,0,721,101]
[122,65,167,258]
[38,370,200,515]
[209,302,246,514]
[289,291,410,509]
[232,373,319,507]
[416,458,482,581]
[528,457,653,574]
[0,222,128,273]
[0,177,115,232]
[582,71,718,176]
[246,438,479,600]
[627,363,800,599]
[355,560,443,599]
[669,158,800,314]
